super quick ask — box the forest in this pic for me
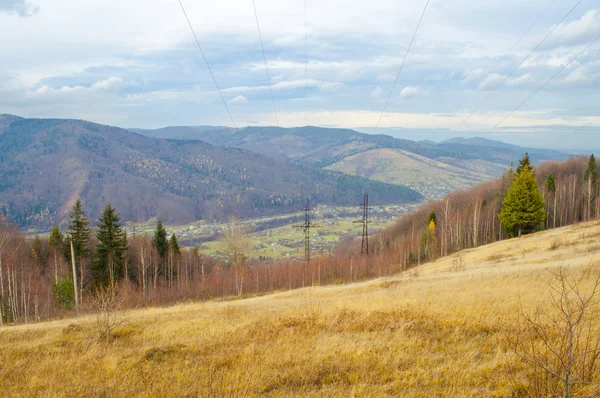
[0,153,597,325]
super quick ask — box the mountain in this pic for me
[0,115,422,228]
[134,126,570,198]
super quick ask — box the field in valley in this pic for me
[3,221,600,396]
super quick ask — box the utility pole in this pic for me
[293,198,320,265]
[353,192,371,257]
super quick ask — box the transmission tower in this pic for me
[353,192,371,257]
[293,198,320,264]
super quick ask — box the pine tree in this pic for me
[428,211,437,226]
[546,173,556,194]
[49,225,63,281]
[152,220,169,259]
[499,165,546,237]
[583,154,598,220]
[66,199,90,263]
[170,234,180,256]
[516,152,533,175]
[92,203,128,287]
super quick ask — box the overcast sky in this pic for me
[1,0,600,150]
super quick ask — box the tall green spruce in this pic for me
[499,164,546,237]
[66,199,90,264]
[92,203,128,287]
[583,154,598,220]
[516,152,533,175]
[48,225,63,281]
[152,220,169,259]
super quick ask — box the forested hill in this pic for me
[134,125,569,198]
[0,115,422,228]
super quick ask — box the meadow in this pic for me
[3,221,600,396]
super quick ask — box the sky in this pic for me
[1,0,600,151]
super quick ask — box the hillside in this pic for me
[324,148,496,198]
[2,220,600,396]
[0,115,421,228]
[134,125,569,198]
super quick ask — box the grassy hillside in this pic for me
[0,116,421,228]
[3,221,600,396]
[325,148,497,198]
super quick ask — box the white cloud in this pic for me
[227,95,248,105]
[543,9,600,50]
[370,86,383,98]
[91,76,124,92]
[318,81,344,93]
[400,86,425,99]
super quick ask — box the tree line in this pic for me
[0,154,598,325]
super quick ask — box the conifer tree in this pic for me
[516,152,533,175]
[152,220,169,259]
[170,234,180,256]
[546,173,556,194]
[428,211,437,226]
[49,225,63,281]
[92,203,128,287]
[584,154,598,220]
[584,154,598,185]
[499,165,546,237]
[66,199,90,263]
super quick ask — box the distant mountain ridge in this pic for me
[134,125,569,198]
[0,115,422,228]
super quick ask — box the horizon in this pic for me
[1,1,599,151]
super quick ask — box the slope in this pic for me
[2,220,600,396]
[135,125,569,198]
[0,116,422,228]
[325,148,497,198]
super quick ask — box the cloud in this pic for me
[370,86,383,98]
[400,86,425,99]
[0,0,39,17]
[227,95,248,105]
[91,76,124,92]
[318,81,344,93]
[542,9,600,50]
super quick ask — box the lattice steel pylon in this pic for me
[293,198,320,264]
[353,193,371,257]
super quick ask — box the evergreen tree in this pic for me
[49,225,64,281]
[66,199,90,263]
[499,165,546,237]
[428,211,437,226]
[546,173,556,194]
[152,220,169,258]
[516,152,533,175]
[170,234,180,256]
[584,154,598,185]
[92,203,128,287]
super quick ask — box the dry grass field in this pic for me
[3,221,600,397]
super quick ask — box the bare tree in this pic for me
[220,219,250,296]
[512,265,600,398]
[89,286,128,344]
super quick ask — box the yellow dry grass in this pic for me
[3,221,600,397]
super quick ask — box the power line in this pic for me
[375,0,430,129]
[305,0,308,130]
[176,0,257,173]
[442,32,600,170]
[176,0,240,131]
[454,0,583,132]
[251,0,279,127]
[453,0,557,118]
